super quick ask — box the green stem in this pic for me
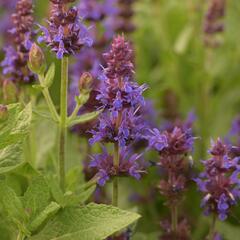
[208,215,216,240]
[39,75,59,122]
[58,57,69,191]
[17,232,24,240]
[171,204,178,235]
[68,102,81,122]
[113,142,120,206]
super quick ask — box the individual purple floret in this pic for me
[90,146,145,186]
[1,0,35,83]
[195,138,240,221]
[38,0,92,59]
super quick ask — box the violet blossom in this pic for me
[89,36,148,148]
[1,0,35,83]
[89,35,147,186]
[195,138,240,221]
[38,0,92,59]
[148,126,195,203]
[90,146,145,186]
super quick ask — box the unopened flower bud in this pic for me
[0,105,8,122]
[3,80,18,103]
[28,43,46,74]
[78,72,93,94]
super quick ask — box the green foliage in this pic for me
[0,181,28,226]
[43,63,55,88]
[23,176,50,220]
[48,176,96,207]
[29,203,140,240]
[68,110,101,127]
[0,104,32,174]
[28,202,61,233]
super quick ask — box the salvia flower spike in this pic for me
[38,0,93,59]
[1,0,35,83]
[90,35,147,188]
[195,138,240,221]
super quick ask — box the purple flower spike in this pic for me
[89,35,147,146]
[195,138,240,221]
[38,0,92,59]
[90,146,145,186]
[1,0,35,83]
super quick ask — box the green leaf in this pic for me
[0,103,32,174]
[23,176,50,219]
[0,103,32,149]
[34,118,57,168]
[28,202,61,233]
[0,181,27,224]
[29,203,141,240]
[48,177,95,207]
[68,110,101,128]
[62,184,96,207]
[48,177,65,207]
[0,143,25,174]
[43,63,55,88]
[75,184,96,204]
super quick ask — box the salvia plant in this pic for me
[1,0,240,240]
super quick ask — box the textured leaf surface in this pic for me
[48,177,65,207]
[34,118,57,168]
[0,181,27,224]
[0,144,24,174]
[23,176,50,219]
[29,203,140,240]
[0,104,32,174]
[0,103,32,149]
[28,202,61,233]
